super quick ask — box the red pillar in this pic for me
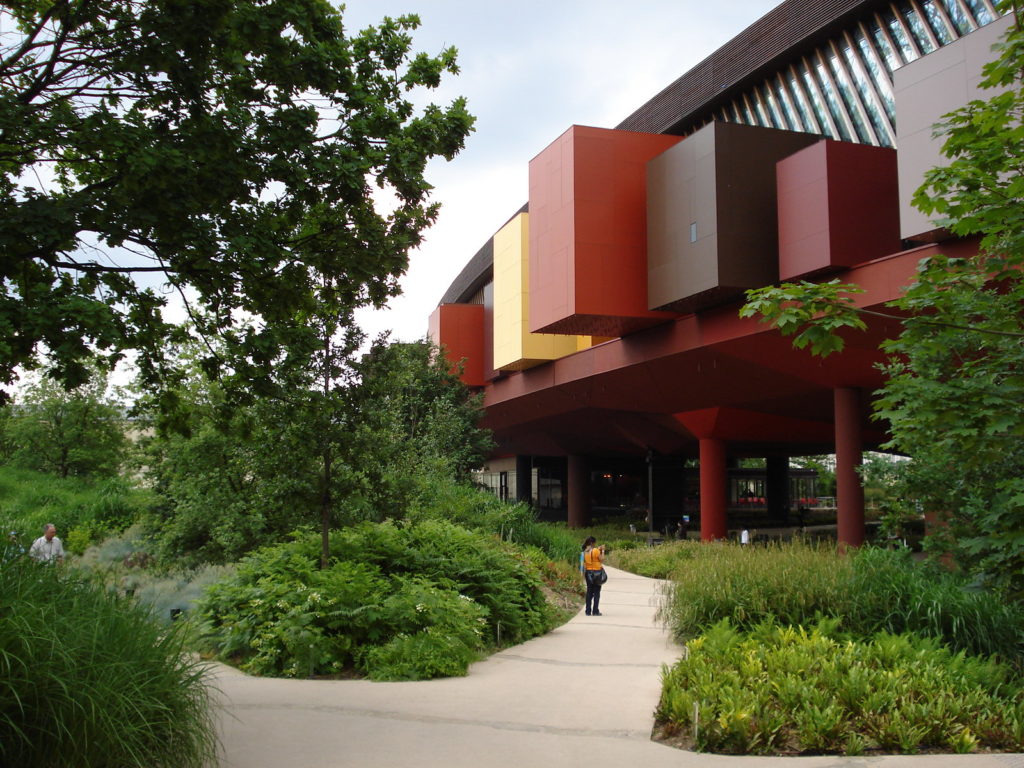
[567,455,589,529]
[834,387,865,548]
[699,438,728,540]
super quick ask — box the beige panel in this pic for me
[896,14,1012,241]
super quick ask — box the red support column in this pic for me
[699,438,728,541]
[567,455,589,529]
[834,387,865,548]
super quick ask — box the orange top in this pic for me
[583,547,603,571]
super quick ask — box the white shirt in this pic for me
[29,535,65,563]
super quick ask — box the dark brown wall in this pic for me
[647,122,820,314]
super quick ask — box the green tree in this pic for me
[350,338,494,514]
[1,0,473,407]
[741,3,1024,593]
[3,370,127,478]
[143,336,491,566]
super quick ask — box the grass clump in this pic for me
[637,540,1024,756]
[0,556,217,768]
[198,519,558,680]
[611,539,703,579]
[847,546,1024,663]
[656,538,848,639]
[657,618,1024,755]
[648,540,1024,666]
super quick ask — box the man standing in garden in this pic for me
[29,524,64,565]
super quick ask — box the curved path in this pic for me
[211,566,1023,768]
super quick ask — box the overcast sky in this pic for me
[342,0,784,343]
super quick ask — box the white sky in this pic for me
[343,0,784,343]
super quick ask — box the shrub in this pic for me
[198,520,555,680]
[0,556,217,768]
[325,520,553,644]
[360,576,488,680]
[657,618,1024,755]
[408,479,582,564]
[199,547,393,677]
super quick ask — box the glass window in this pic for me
[901,2,938,54]
[738,97,756,126]
[886,9,921,62]
[813,56,854,141]
[825,47,873,143]
[759,83,787,130]
[920,0,955,44]
[772,75,803,132]
[869,16,904,71]
[841,40,893,145]
[745,92,771,128]
[785,70,820,132]
[962,0,994,25]
[939,0,975,35]
[855,28,897,125]
[797,60,836,139]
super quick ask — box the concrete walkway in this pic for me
[210,566,1024,768]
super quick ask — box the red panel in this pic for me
[835,387,866,548]
[528,125,681,336]
[674,406,835,443]
[428,304,485,388]
[778,140,900,280]
[700,438,728,541]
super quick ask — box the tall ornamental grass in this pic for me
[612,539,705,579]
[0,556,218,768]
[656,539,848,640]
[652,540,1024,667]
[847,546,1024,664]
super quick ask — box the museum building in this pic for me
[427,0,1009,544]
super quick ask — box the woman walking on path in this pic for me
[581,536,605,616]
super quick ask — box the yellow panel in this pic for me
[576,335,618,351]
[493,213,581,371]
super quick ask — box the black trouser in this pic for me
[585,571,602,614]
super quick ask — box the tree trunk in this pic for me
[320,317,333,571]
[320,446,332,570]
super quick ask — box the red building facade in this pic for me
[430,0,1007,544]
